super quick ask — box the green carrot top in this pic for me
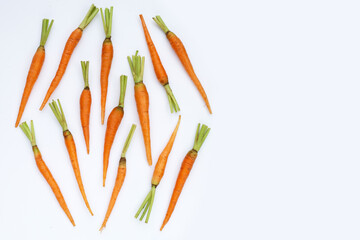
[81,61,89,88]
[121,124,137,158]
[49,99,68,132]
[119,75,128,107]
[127,50,145,84]
[193,124,211,152]
[19,120,37,146]
[79,4,99,30]
[100,7,113,38]
[40,19,54,47]
[152,16,170,34]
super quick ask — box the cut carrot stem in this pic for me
[15,19,53,127]
[19,120,75,226]
[49,99,94,215]
[153,15,212,114]
[80,61,92,154]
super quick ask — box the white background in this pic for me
[1,0,360,239]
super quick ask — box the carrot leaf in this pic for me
[119,75,128,107]
[49,99,68,132]
[79,4,99,30]
[164,84,180,113]
[193,123,210,152]
[121,124,136,157]
[81,61,90,88]
[40,18,54,47]
[100,7,113,38]
[152,16,170,34]
[127,51,145,84]
[19,120,37,146]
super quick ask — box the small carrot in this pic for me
[100,124,136,231]
[139,14,180,113]
[103,75,127,187]
[160,123,210,231]
[15,19,54,127]
[40,5,99,110]
[79,61,91,154]
[49,99,93,215]
[100,7,114,124]
[135,115,181,223]
[127,51,152,166]
[19,120,75,226]
[153,16,212,114]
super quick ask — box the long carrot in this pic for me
[160,123,210,231]
[103,75,127,187]
[19,120,75,226]
[100,7,114,124]
[49,99,93,215]
[100,124,136,231]
[127,51,152,166]
[15,19,54,127]
[153,16,212,114]
[135,115,181,223]
[139,14,180,113]
[39,5,99,110]
[79,61,91,154]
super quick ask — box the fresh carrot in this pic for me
[15,19,54,127]
[139,14,180,113]
[127,51,152,166]
[39,5,99,110]
[100,7,114,124]
[49,99,93,215]
[103,75,127,187]
[79,61,91,154]
[19,120,75,226]
[100,124,136,231]
[153,16,212,114]
[160,123,210,231]
[135,115,181,223]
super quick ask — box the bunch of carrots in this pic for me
[16,4,212,232]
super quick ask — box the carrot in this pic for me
[39,5,99,110]
[103,75,127,187]
[100,124,136,231]
[49,99,93,215]
[135,115,181,223]
[127,51,152,166]
[153,16,212,114]
[100,7,114,124]
[15,19,54,127]
[79,61,92,154]
[19,120,75,226]
[139,14,180,113]
[160,123,210,231]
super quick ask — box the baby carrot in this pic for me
[99,124,136,231]
[19,120,75,226]
[79,61,91,154]
[15,19,53,127]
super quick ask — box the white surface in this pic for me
[1,0,360,239]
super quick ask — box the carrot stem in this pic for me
[40,19,54,47]
[139,201,150,221]
[19,120,36,146]
[78,4,99,30]
[135,190,151,218]
[193,124,211,152]
[100,7,113,38]
[121,124,136,158]
[49,99,68,131]
[164,84,180,113]
[119,75,127,108]
[152,16,169,34]
[81,61,89,88]
[145,186,156,223]
[127,51,145,84]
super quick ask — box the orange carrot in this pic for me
[49,99,93,215]
[79,61,91,154]
[127,51,152,166]
[19,120,75,226]
[139,14,180,113]
[100,7,114,124]
[103,75,127,187]
[39,5,99,110]
[100,124,136,231]
[135,115,181,223]
[160,123,210,231]
[153,16,212,114]
[15,19,53,127]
